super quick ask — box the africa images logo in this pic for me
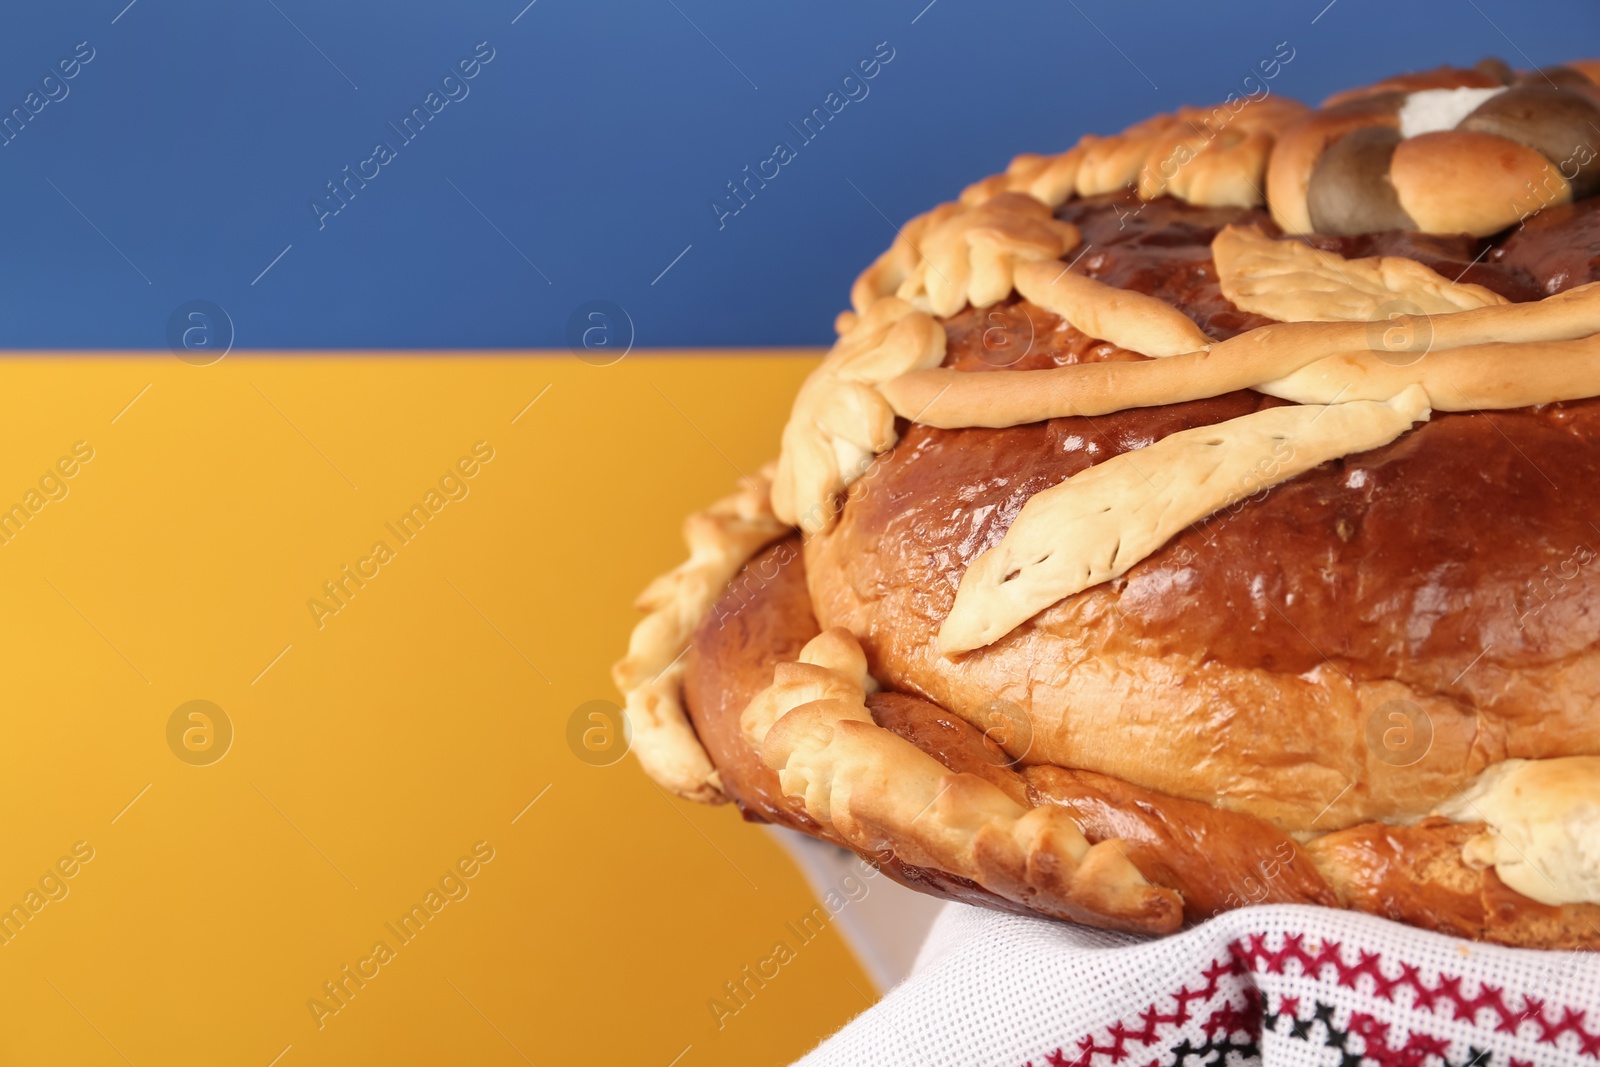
[306,441,495,629]
[310,42,497,230]
[306,841,496,1029]
[708,41,896,230]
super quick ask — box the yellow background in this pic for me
[0,351,884,1066]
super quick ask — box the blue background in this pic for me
[1,0,1595,350]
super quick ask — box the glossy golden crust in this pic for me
[1305,820,1600,949]
[804,391,1600,838]
[936,388,1432,654]
[678,541,1600,947]
[682,537,822,830]
[1024,766,1338,924]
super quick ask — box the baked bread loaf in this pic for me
[615,59,1600,947]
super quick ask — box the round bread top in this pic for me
[802,181,1600,830]
[761,64,1600,834]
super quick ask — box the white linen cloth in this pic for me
[796,901,1600,1066]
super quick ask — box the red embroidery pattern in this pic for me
[1020,930,1600,1067]
[1027,959,1259,1066]
[1232,932,1600,1057]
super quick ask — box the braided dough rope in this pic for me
[742,627,1183,933]
[1074,98,1309,206]
[1392,129,1571,235]
[1133,97,1310,207]
[1212,224,1508,321]
[612,464,788,802]
[939,387,1433,654]
[1260,332,1600,408]
[1074,113,1182,197]
[881,280,1600,429]
[952,99,1306,216]
[771,297,945,536]
[957,140,1098,210]
[845,98,1304,321]
[1267,71,1600,236]
[842,65,1595,332]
